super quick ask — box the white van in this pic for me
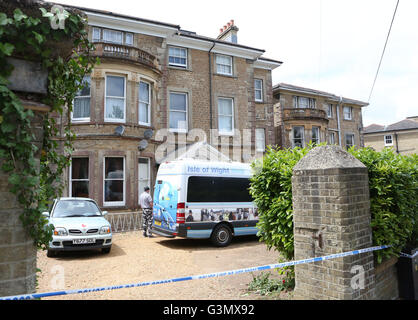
[152,159,259,246]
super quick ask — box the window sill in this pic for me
[169,129,188,134]
[214,73,237,79]
[168,65,192,72]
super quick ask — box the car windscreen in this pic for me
[53,200,102,218]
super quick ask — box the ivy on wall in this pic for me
[0,6,98,249]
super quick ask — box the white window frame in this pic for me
[103,29,123,44]
[138,81,151,126]
[72,76,91,123]
[311,127,320,145]
[138,157,151,204]
[327,104,333,118]
[218,97,234,136]
[168,46,188,69]
[343,106,353,120]
[329,131,336,145]
[92,27,101,42]
[345,133,355,149]
[169,91,188,133]
[216,54,233,76]
[254,79,263,103]
[69,157,89,198]
[384,134,393,146]
[103,157,125,207]
[294,96,316,109]
[256,128,266,152]
[105,75,126,123]
[292,126,305,148]
[125,33,134,46]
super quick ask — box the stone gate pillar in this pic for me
[292,145,376,300]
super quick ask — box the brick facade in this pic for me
[292,146,376,300]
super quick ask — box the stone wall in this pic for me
[0,108,47,297]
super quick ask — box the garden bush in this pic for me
[250,145,418,265]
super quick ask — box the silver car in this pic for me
[43,198,112,257]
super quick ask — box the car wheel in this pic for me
[211,224,232,247]
[47,250,57,258]
[102,246,111,254]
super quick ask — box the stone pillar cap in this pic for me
[293,145,366,171]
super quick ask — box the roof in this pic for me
[52,1,270,56]
[273,83,369,107]
[364,119,418,134]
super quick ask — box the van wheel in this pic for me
[211,225,232,247]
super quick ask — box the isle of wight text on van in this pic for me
[187,166,230,175]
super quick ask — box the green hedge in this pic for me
[250,145,418,264]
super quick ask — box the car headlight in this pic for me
[53,227,68,236]
[100,226,111,235]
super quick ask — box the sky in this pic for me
[48,0,418,127]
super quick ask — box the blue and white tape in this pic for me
[0,245,391,301]
[400,251,418,259]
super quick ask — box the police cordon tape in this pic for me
[400,251,418,259]
[0,245,394,300]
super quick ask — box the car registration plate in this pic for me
[154,220,161,226]
[73,238,96,245]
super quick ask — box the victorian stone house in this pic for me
[60,5,281,212]
[273,83,368,150]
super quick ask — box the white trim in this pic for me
[384,134,394,146]
[71,76,91,122]
[343,106,353,120]
[138,157,151,205]
[292,126,305,148]
[215,54,233,76]
[254,58,282,70]
[217,97,234,136]
[311,126,320,144]
[254,78,263,103]
[87,13,178,38]
[103,156,126,207]
[169,91,188,133]
[138,80,151,126]
[168,45,188,68]
[105,74,126,123]
[255,128,266,152]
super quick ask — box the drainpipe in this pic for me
[394,132,399,154]
[208,41,216,143]
[337,96,342,146]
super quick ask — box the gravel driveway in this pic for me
[36,232,290,300]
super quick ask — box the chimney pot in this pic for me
[220,28,223,33]
[224,25,227,30]
[227,22,231,27]
[231,19,234,25]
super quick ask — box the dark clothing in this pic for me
[142,208,153,236]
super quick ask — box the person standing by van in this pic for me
[140,186,153,237]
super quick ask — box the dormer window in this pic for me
[92,27,134,46]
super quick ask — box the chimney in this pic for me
[217,19,238,43]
